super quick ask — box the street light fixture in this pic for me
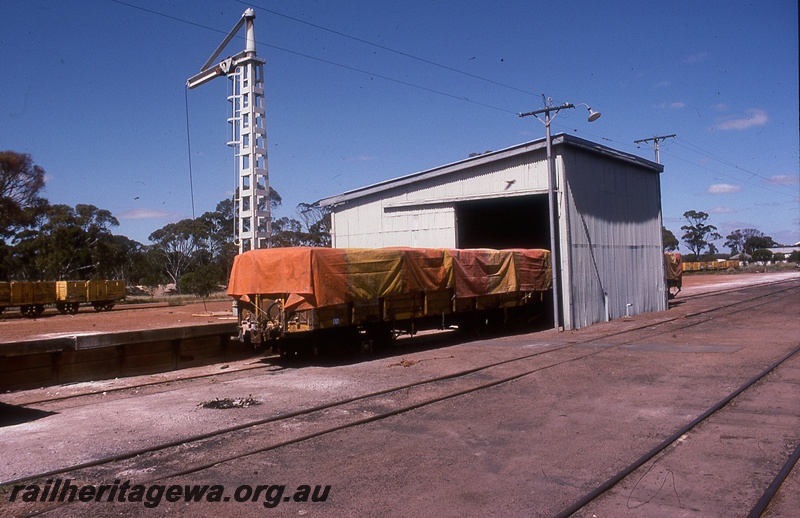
[577,103,602,122]
[519,97,601,330]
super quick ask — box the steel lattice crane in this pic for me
[187,8,270,253]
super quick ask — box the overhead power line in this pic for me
[237,0,538,97]
[671,137,787,187]
[553,124,796,200]
[658,148,796,199]
[110,0,521,115]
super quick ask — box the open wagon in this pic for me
[228,247,551,355]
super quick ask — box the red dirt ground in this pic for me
[0,299,235,344]
[1,271,795,345]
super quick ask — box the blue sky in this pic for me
[2,0,798,251]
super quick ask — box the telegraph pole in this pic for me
[634,134,675,164]
[519,96,601,331]
[519,101,572,331]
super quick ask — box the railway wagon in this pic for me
[0,280,126,317]
[664,252,683,299]
[228,247,552,354]
[56,279,126,314]
[0,281,57,317]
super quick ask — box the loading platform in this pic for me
[1,321,243,392]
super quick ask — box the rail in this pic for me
[4,279,797,517]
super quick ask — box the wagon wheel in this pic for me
[56,303,69,314]
[92,301,103,312]
[21,305,44,318]
[103,303,115,311]
[69,303,80,314]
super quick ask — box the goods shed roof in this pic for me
[318,134,662,207]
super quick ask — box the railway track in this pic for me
[10,276,797,409]
[3,278,798,516]
[556,342,800,517]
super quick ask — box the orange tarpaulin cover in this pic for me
[664,252,683,281]
[448,249,551,298]
[228,247,551,311]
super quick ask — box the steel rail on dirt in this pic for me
[6,280,799,517]
[553,342,800,518]
[748,440,800,518]
[6,282,797,486]
[14,278,799,408]
[674,276,798,303]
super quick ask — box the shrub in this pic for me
[752,249,773,262]
[179,264,221,297]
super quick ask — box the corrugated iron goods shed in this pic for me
[318,134,666,330]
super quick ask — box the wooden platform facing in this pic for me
[0,323,242,391]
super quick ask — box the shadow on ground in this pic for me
[0,403,56,427]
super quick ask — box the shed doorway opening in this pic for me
[455,195,550,250]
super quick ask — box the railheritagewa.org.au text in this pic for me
[8,479,331,509]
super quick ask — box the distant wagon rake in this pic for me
[0,280,125,318]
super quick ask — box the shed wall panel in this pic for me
[331,153,549,249]
[562,149,666,329]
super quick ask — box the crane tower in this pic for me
[187,8,270,253]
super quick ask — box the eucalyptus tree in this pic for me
[662,226,679,252]
[148,218,210,291]
[11,203,120,280]
[0,151,47,241]
[681,210,722,258]
[724,228,777,256]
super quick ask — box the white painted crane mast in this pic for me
[187,8,270,253]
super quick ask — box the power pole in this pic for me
[519,100,573,331]
[634,134,675,164]
[519,95,601,331]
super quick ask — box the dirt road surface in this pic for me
[1,271,799,517]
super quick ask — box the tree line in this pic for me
[0,151,330,294]
[663,210,797,263]
[3,152,796,293]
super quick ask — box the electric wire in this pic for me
[550,121,798,200]
[113,0,795,182]
[255,43,518,114]
[184,86,197,219]
[672,136,784,185]
[109,0,520,115]
[546,104,794,197]
[236,0,538,97]
[111,0,797,226]
[658,148,796,199]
